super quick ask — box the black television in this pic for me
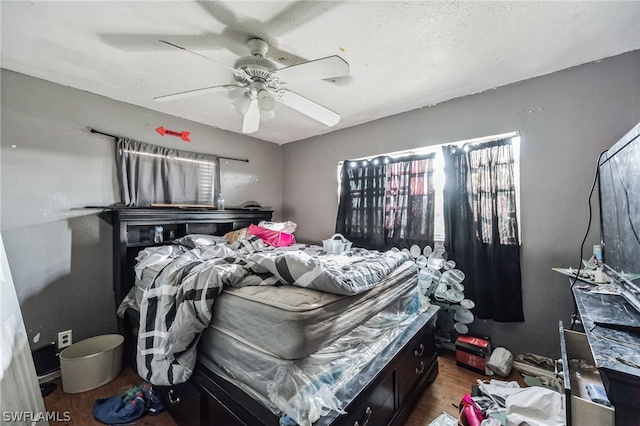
[598,122,640,304]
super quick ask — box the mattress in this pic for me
[209,260,417,359]
[134,255,418,359]
[198,286,430,426]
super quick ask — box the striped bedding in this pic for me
[131,236,412,386]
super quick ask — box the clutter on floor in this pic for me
[505,387,565,426]
[92,381,164,424]
[486,347,514,377]
[514,352,564,392]
[428,411,458,426]
[455,336,492,375]
[457,381,566,426]
[513,352,555,377]
[451,341,617,425]
[475,379,521,407]
[522,374,563,393]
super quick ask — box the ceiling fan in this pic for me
[155,38,349,134]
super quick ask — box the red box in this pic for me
[455,336,491,375]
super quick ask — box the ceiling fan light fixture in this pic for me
[257,90,276,112]
[231,93,251,115]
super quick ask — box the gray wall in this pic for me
[0,70,283,351]
[282,50,640,358]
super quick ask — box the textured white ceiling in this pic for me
[2,1,639,144]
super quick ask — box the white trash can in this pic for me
[59,334,124,393]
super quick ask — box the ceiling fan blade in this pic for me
[99,33,229,51]
[160,40,250,81]
[272,56,349,85]
[154,85,238,102]
[264,2,342,37]
[275,89,340,127]
[242,99,260,134]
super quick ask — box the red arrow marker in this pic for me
[156,126,191,142]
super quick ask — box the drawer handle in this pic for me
[167,389,181,405]
[354,406,372,426]
[415,360,426,374]
[414,343,425,357]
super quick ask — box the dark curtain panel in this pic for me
[384,155,436,249]
[116,137,220,207]
[443,140,523,321]
[336,157,388,250]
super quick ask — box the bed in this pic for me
[104,208,439,426]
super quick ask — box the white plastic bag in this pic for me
[428,412,458,426]
[487,347,514,377]
[505,387,565,426]
[258,220,297,233]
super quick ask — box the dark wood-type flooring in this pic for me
[44,350,525,425]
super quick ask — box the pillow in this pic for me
[223,228,248,243]
[247,224,296,247]
[172,234,228,248]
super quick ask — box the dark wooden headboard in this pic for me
[101,207,273,313]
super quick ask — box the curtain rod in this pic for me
[340,131,520,164]
[90,128,249,163]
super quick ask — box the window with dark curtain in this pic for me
[336,157,388,250]
[116,137,221,207]
[336,154,435,251]
[442,139,523,322]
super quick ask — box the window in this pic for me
[116,137,221,207]
[336,154,435,251]
[337,133,521,245]
[336,132,523,321]
[468,142,520,245]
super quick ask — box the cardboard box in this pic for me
[456,336,491,375]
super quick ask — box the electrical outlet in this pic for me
[58,330,72,349]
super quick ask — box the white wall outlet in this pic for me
[58,330,72,349]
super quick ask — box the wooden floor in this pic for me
[404,350,524,425]
[44,350,524,425]
[43,368,176,426]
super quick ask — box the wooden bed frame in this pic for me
[103,207,439,426]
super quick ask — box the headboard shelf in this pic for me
[100,207,273,322]
[99,207,272,224]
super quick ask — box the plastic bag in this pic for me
[258,220,297,233]
[429,412,458,426]
[202,289,430,426]
[487,347,514,377]
[505,387,564,426]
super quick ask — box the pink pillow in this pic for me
[247,224,296,247]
